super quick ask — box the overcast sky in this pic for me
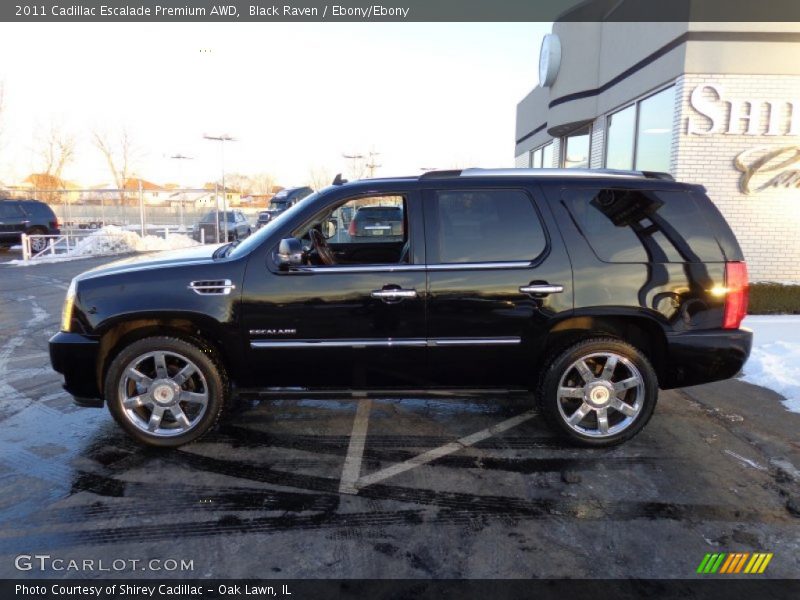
[0,22,549,188]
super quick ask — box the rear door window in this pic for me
[562,188,725,263]
[0,203,25,219]
[432,189,547,263]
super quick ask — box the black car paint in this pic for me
[0,199,60,246]
[49,174,752,404]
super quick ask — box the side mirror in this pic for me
[277,237,304,270]
[322,218,338,239]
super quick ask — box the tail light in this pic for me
[722,261,749,329]
[348,220,357,236]
[50,219,59,230]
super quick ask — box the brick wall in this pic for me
[672,73,800,283]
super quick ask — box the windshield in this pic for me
[227,190,324,259]
[269,200,288,210]
[200,211,235,222]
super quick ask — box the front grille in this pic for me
[188,279,236,295]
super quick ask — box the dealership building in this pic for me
[515,22,800,283]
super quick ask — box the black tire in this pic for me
[537,337,658,447]
[104,336,228,448]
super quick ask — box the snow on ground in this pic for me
[9,225,199,265]
[741,315,800,414]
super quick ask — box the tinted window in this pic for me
[435,189,546,263]
[562,188,724,263]
[0,203,25,219]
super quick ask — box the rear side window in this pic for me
[434,189,546,263]
[0,203,25,219]
[562,188,725,263]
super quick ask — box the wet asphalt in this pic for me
[0,251,798,579]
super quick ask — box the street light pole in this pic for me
[170,154,193,231]
[203,134,236,242]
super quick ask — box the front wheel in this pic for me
[104,336,227,447]
[538,338,657,447]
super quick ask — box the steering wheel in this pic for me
[309,228,336,265]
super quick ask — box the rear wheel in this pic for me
[27,227,48,253]
[105,336,227,447]
[538,338,657,447]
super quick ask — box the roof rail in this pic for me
[459,168,644,179]
[640,171,675,181]
[419,169,463,179]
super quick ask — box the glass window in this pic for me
[605,104,636,170]
[635,86,674,172]
[562,187,724,263]
[562,127,590,168]
[0,203,25,219]
[434,189,546,263]
[531,148,542,168]
[542,143,554,168]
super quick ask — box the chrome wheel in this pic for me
[117,350,209,437]
[556,352,644,438]
[30,235,47,253]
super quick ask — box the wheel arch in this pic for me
[537,313,668,386]
[95,312,234,395]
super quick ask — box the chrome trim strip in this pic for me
[291,262,532,274]
[428,337,521,347]
[292,265,424,274]
[251,339,427,349]
[250,337,521,349]
[426,261,530,271]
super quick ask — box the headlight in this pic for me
[61,279,77,332]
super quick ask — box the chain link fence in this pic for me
[4,186,267,241]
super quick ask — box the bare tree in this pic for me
[308,166,331,191]
[38,124,76,181]
[224,173,253,195]
[249,172,276,196]
[92,128,136,205]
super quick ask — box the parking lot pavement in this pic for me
[0,257,798,580]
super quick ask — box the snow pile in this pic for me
[12,225,199,264]
[741,315,800,414]
[69,225,198,256]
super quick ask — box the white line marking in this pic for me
[353,409,538,491]
[724,449,767,471]
[339,398,373,494]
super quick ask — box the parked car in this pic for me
[0,199,60,252]
[255,211,272,230]
[192,210,251,243]
[50,169,751,448]
[270,186,314,215]
[347,205,404,241]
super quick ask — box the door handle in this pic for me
[519,284,564,295]
[371,288,417,300]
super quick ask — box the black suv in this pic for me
[50,169,751,448]
[0,199,60,252]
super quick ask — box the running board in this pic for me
[235,387,533,400]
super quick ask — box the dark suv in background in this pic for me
[0,199,60,252]
[193,210,252,243]
[50,169,751,448]
[348,205,404,241]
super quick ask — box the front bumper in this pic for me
[661,328,753,389]
[49,331,103,406]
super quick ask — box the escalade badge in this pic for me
[250,329,297,336]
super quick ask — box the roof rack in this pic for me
[419,169,463,179]
[418,168,675,181]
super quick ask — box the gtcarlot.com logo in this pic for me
[697,552,773,574]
